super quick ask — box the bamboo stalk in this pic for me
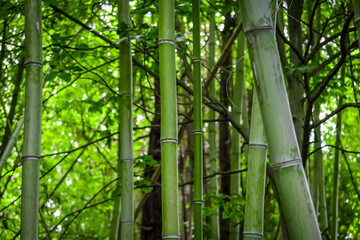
[207,0,219,236]
[0,116,24,175]
[21,0,43,238]
[330,67,344,240]
[192,0,203,238]
[243,89,267,240]
[239,1,321,239]
[117,0,134,238]
[354,0,360,47]
[229,9,246,240]
[159,0,180,238]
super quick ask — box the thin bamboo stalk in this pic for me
[118,0,134,238]
[192,0,203,238]
[21,0,43,238]
[239,1,321,239]
[243,89,267,240]
[0,116,24,175]
[229,9,245,240]
[354,0,360,47]
[330,67,344,240]
[159,0,180,238]
[207,0,219,237]
[314,102,328,231]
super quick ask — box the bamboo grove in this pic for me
[0,0,360,239]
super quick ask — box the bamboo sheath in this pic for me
[239,0,321,239]
[243,90,267,240]
[192,0,203,239]
[159,0,180,239]
[21,0,43,239]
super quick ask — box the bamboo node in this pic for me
[192,58,201,63]
[271,159,302,171]
[193,200,203,203]
[24,61,43,68]
[243,232,263,238]
[158,39,175,45]
[244,25,273,34]
[162,234,180,239]
[160,138,178,144]
[193,130,203,135]
[121,158,133,162]
[355,17,360,24]
[22,156,40,163]
[249,143,268,149]
[120,221,134,224]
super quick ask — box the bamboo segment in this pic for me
[159,0,180,239]
[192,0,203,239]
[207,0,219,236]
[117,0,134,238]
[243,90,267,240]
[330,68,344,240]
[21,0,43,239]
[239,1,321,239]
[229,10,245,240]
[0,116,24,175]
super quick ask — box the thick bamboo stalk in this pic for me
[239,1,321,239]
[330,68,344,240]
[159,0,180,238]
[229,10,245,240]
[117,0,134,238]
[21,0,43,239]
[0,116,24,175]
[192,0,203,238]
[243,89,267,240]
[207,0,219,237]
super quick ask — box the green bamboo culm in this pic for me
[229,9,245,240]
[0,116,24,175]
[159,0,180,238]
[243,89,267,240]
[354,0,360,46]
[313,102,328,231]
[330,67,344,240]
[192,0,203,238]
[21,0,43,239]
[238,0,321,239]
[207,0,219,236]
[118,0,134,238]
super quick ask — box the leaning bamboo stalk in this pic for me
[192,0,203,238]
[21,0,43,238]
[0,116,24,175]
[239,1,321,239]
[330,67,344,240]
[229,10,245,240]
[243,89,267,240]
[117,0,134,238]
[207,0,219,236]
[159,0,180,238]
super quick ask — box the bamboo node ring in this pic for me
[243,232,263,239]
[192,58,201,63]
[271,159,302,171]
[249,143,268,149]
[193,200,203,204]
[158,39,175,45]
[120,221,134,224]
[193,130,203,135]
[22,156,40,163]
[24,61,43,68]
[162,234,180,239]
[160,138,178,144]
[244,25,273,34]
[121,158,133,162]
